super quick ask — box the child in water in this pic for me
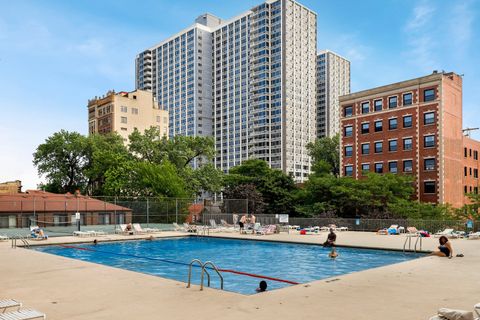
[329,247,338,259]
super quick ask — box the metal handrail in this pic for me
[403,235,412,252]
[11,234,30,249]
[201,261,223,291]
[187,259,210,288]
[414,236,423,253]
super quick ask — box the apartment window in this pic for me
[424,89,435,102]
[464,147,468,157]
[464,166,468,177]
[344,126,353,137]
[424,158,435,171]
[361,123,370,134]
[121,106,128,113]
[374,142,383,153]
[389,140,398,152]
[424,112,435,125]
[424,181,436,194]
[374,99,382,111]
[474,150,478,160]
[403,160,413,172]
[464,185,468,194]
[361,143,370,155]
[403,93,413,106]
[374,120,383,132]
[424,135,435,148]
[469,149,472,157]
[475,187,479,194]
[121,117,127,124]
[344,106,353,117]
[345,146,353,157]
[156,116,161,122]
[345,165,353,177]
[361,163,370,174]
[361,102,370,114]
[389,118,398,130]
[389,96,397,108]
[389,161,398,173]
[375,163,383,174]
[120,127,127,131]
[131,108,139,115]
[475,169,478,178]
[403,115,412,128]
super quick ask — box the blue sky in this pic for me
[0,0,478,189]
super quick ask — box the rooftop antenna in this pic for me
[462,128,479,138]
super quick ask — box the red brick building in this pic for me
[339,71,479,208]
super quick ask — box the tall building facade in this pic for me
[87,90,168,143]
[339,71,476,207]
[136,0,317,181]
[316,50,350,138]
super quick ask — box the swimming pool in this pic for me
[34,237,422,295]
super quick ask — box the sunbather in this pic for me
[323,228,336,247]
[430,236,453,258]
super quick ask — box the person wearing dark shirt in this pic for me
[323,228,337,247]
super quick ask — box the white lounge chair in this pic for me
[133,224,160,233]
[183,223,197,233]
[434,228,455,238]
[0,308,45,320]
[0,299,21,312]
[73,231,92,237]
[172,222,184,231]
[257,225,276,235]
[115,224,134,235]
[468,232,480,240]
[0,235,8,241]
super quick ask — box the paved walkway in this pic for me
[0,231,479,320]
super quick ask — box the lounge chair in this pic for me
[406,227,419,235]
[133,224,160,233]
[0,235,8,241]
[0,299,21,312]
[0,308,46,320]
[257,225,276,235]
[115,224,134,235]
[468,231,480,240]
[336,226,349,232]
[183,223,197,233]
[387,225,399,235]
[73,231,92,237]
[172,222,185,231]
[434,228,455,238]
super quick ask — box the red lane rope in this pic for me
[57,244,299,285]
[218,268,299,285]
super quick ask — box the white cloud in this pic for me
[405,2,436,31]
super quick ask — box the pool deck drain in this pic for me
[1,231,479,320]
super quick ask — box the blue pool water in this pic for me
[34,237,422,295]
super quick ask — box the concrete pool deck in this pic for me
[0,231,479,319]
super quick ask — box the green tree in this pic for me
[33,130,89,193]
[306,135,340,177]
[222,183,265,215]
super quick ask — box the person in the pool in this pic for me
[328,247,338,259]
[256,280,267,293]
[430,236,453,258]
[323,228,337,247]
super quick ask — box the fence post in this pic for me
[114,196,117,233]
[146,198,150,227]
[175,199,178,224]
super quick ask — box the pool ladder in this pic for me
[187,259,223,291]
[403,234,422,253]
[11,234,30,249]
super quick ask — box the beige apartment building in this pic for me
[88,89,168,143]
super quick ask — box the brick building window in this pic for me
[389,161,398,173]
[464,186,468,194]
[345,146,353,157]
[424,158,435,171]
[121,117,127,124]
[389,118,398,130]
[361,123,370,134]
[389,140,397,152]
[470,167,472,176]
[424,89,435,102]
[361,143,370,155]
[344,106,353,117]
[361,102,370,114]
[345,165,353,176]
[474,169,478,178]
[374,120,383,132]
[374,99,382,111]
[375,163,383,173]
[424,181,436,194]
[424,112,435,125]
[474,150,478,160]
[375,142,383,153]
[403,93,413,106]
[465,166,468,176]
[388,96,397,108]
[475,187,479,194]
[424,135,435,148]
[403,138,413,150]
[344,126,353,137]
[403,160,413,172]
[403,115,412,128]
[361,163,370,174]
[465,147,468,157]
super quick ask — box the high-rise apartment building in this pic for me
[339,71,479,208]
[87,89,168,143]
[316,50,350,138]
[136,0,317,181]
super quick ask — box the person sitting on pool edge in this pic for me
[323,228,337,247]
[430,236,453,258]
[256,280,267,293]
[329,247,338,259]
